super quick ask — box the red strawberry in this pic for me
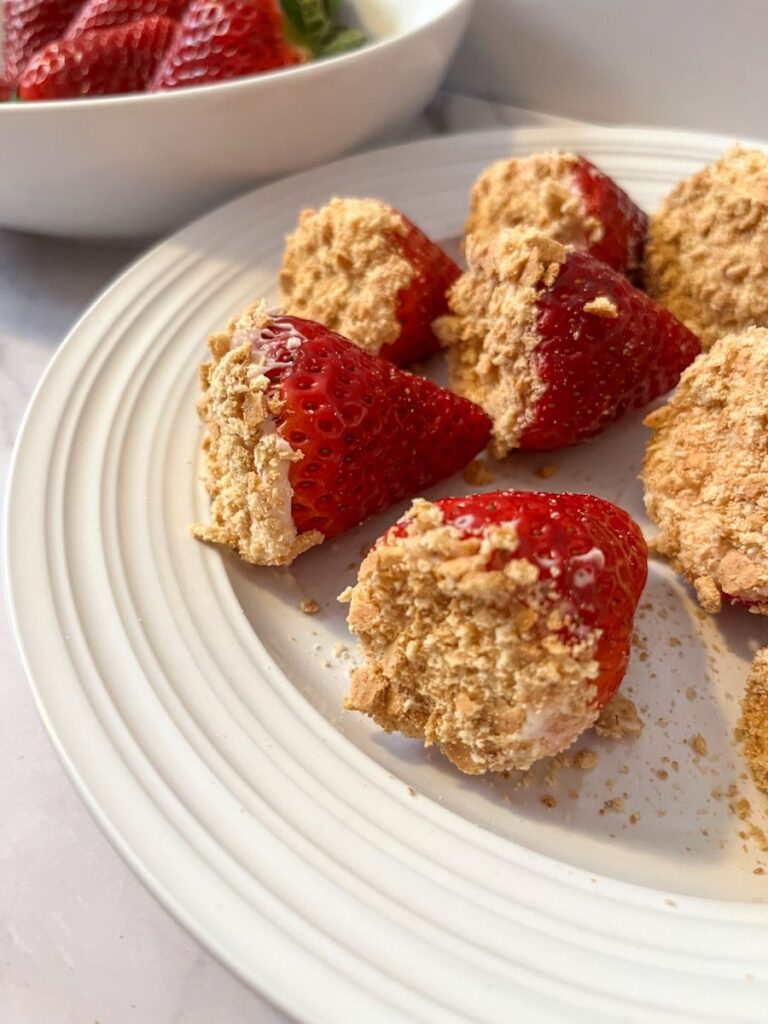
[570,156,648,282]
[415,491,648,706]
[344,489,647,773]
[382,215,461,365]
[280,198,460,366]
[192,304,491,565]
[3,0,82,79]
[260,314,491,539]
[465,152,647,280]
[151,0,302,89]
[152,0,364,91]
[0,75,15,100]
[64,0,188,38]
[18,15,178,99]
[438,228,701,456]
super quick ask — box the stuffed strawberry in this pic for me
[465,151,648,282]
[152,0,364,90]
[343,489,648,774]
[280,198,461,365]
[191,302,492,565]
[436,227,701,456]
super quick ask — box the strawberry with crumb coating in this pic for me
[280,197,460,365]
[343,490,647,775]
[435,227,700,456]
[466,151,648,280]
[191,302,491,565]
[643,326,768,615]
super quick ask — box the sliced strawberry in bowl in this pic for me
[280,197,460,366]
[191,302,492,565]
[3,0,83,80]
[18,15,179,100]
[436,227,701,456]
[152,0,364,90]
[64,0,189,38]
[343,489,648,774]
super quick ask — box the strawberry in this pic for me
[280,198,460,366]
[437,228,701,456]
[344,490,647,773]
[0,75,14,100]
[570,156,648,282]
[192,304,491,566]
[415,491,648,707]
[381,214,461,365]
[465,152,648,280]
[152,0,364,91]
[18,15,178,100]
[3,0,82,80]
[64,0,189,38]
[259,315,491,538]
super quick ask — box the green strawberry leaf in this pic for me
[318,26,367,56]
[280,0,366,56]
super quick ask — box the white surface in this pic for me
[0,0,471,239]
[6,123,768,1024]
[448,0,768,139]
[0,95,575,1024]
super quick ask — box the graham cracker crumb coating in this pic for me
[739,647,768,794]
[434,227,565,458]
[342,498,601,774]
[465,151,601,252]
[191,301,323,566]
[279,197,414,356]
[643,326,768,613]
[645,146,768,349]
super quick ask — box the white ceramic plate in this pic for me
[6,126,768,1023]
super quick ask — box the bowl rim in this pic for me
[1,0,472,114]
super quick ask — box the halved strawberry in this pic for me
[152,0,364,91]
[191,303,491,565]
[3,0,82,80]
[18,15,178,100]
[280,198,460,366]
[436,227,701,456]
[465,151,648,281]
[64,0,189,38]
[344,490,648,774]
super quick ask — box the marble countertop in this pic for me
[0,94,574,1024]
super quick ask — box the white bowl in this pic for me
[1,0,473,239]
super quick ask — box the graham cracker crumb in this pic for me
[465,151,596,253]
[686,687,697,701]
[739,647,768,794]
[435,228,566,457]
[300,598,320,615]
[583,296,618,318]
[190,301,323,566]
[540,794,557,808]
[643,327,768,615]
[645,147,768,349]
[535,464,558,480]
[573,748,599,771]
[689,733,709,757]
[462,459,495,486]
[344,497,602,774]
[656,769,669,780]
[594,693,644,740]
[600,797,624,814]
[280,197,413,356]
